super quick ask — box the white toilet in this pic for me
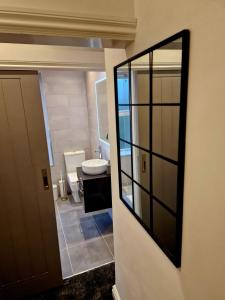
[64,150,85,202]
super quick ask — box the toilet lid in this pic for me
[67,172,78,183]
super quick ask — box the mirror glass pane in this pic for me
[132,146,150,192]
[153,201,176,255]
[117,64,130,105]
[115,32,189,267]
[152,38,182,104]
[132,105,150,150]
[121,172,133,208]
[133,183,151,229]
[153,106,179,161]
[118,105,131,143]
[131,54,150,104]
[152,156,177,212]
[120,141,132,177]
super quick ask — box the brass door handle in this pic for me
[142,154,146,173]
[42,169,49,190]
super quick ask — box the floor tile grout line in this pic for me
[55,200,75,277]
[65,235,109,250]
[63,260,115,280]
[93,215,114,259]
[56,199,114,276]
[102,234,114,259]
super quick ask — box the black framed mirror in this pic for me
[114,30,189,267]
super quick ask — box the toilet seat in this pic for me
[64,150,85,202]
[67,172,80,202]
[67,172,78,184]
[67,172,79,193]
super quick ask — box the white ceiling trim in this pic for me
[0,7,136,41]
[0,60,105,71]
[0,43,105,70]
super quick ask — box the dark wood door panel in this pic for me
[0,73,62,299]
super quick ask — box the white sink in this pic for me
[82,159,108,175]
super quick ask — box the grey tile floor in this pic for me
[55,196,114,278]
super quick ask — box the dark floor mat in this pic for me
[80,216,100,240]
[93,213,113,236]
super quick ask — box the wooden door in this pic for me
[0,71,62,299]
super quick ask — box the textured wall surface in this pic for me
[107,1,225,300]
[41,70,91,184]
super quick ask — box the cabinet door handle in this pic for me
[42,169,49,190]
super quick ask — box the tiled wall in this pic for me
[40,70,91,184]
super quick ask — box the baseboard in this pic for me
[112,285,121,300]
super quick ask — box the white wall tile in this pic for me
[40,70,91,184]
[46,94,69,107]
[47,106,69,118]
[49,117,70,131]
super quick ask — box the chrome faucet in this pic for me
[95,146,102,159]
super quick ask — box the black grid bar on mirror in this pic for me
[120,168,177,219]
[119,138,178,166]
[121,168,176,220]
[119,103,180,106]
[128,62,135,211]
[175,32,190,263]
[152,195,176,217]
[151,152,178,166]
[114,30,190,267]
[149,51,153,233]
[121,170,149,195]
[115,30,188,68]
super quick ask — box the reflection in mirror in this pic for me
[153,201,176,255]
[96,78,109,143]
[132,105,149,150]
[120,141,132,177]
[115,30,189,267]
[153,106,179,161]
[152,156,177,212]
[121,172,133,208]
[152,38,182,104]
[131,54,149,104]
[132,146,150,192]
[117,64,129,105]
[118,105,131,143]
[133,183,150,229]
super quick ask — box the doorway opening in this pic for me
[39,70,114,278]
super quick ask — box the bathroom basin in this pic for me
[82,159,108,175]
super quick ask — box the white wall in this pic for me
[106,1,225,299]
[41,70,91,184]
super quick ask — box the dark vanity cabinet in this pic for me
[77,167,112,213]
